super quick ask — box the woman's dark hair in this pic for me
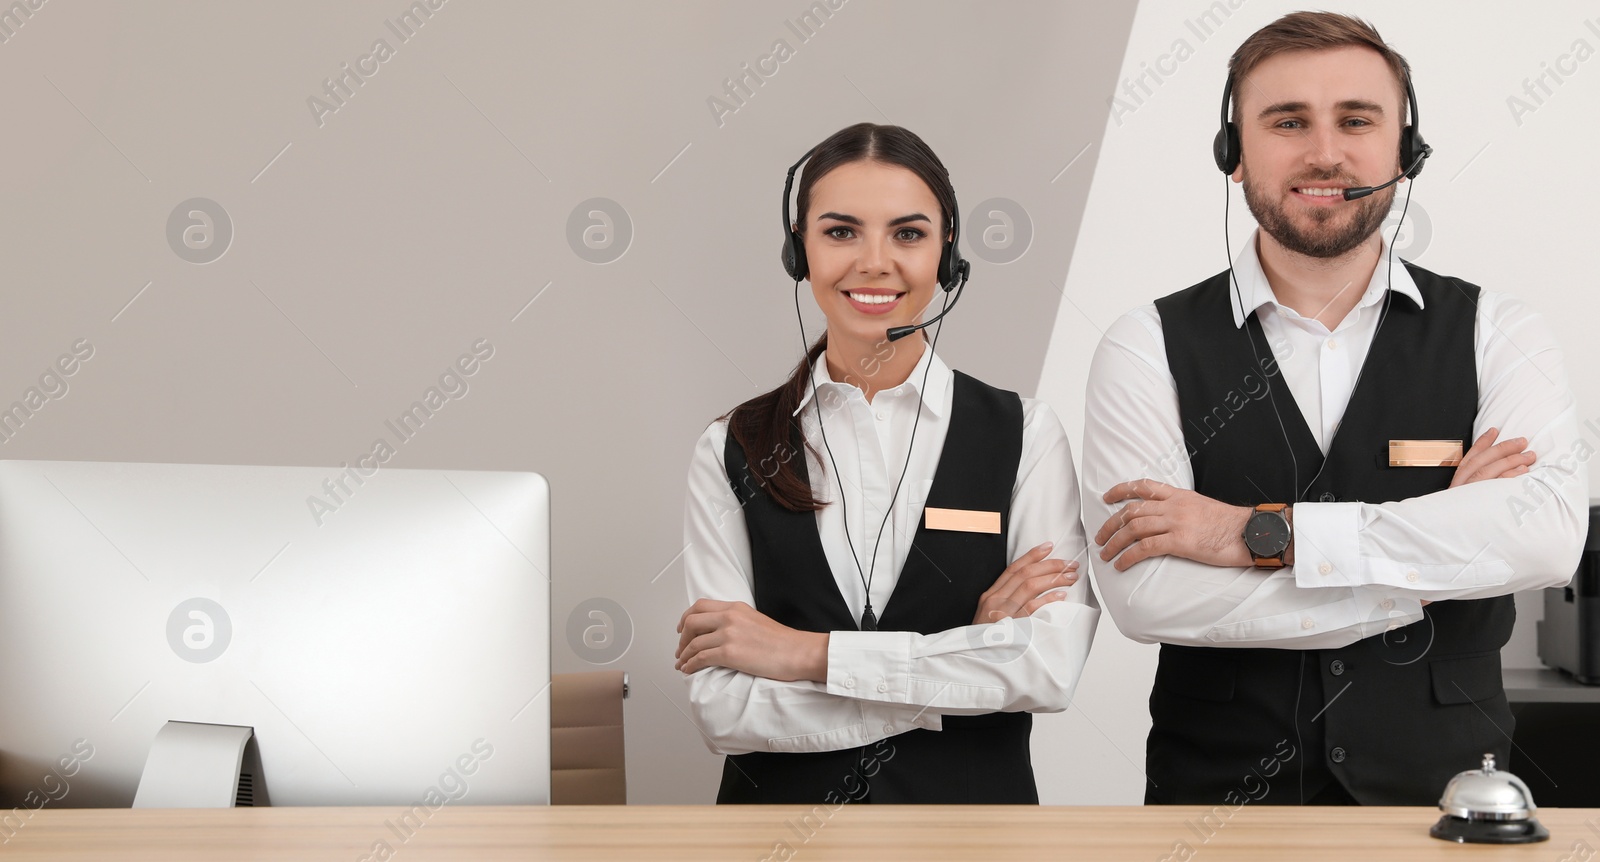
[722,123,958,512]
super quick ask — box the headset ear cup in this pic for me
[1400,126,1427,179]
[937,232,968,292]
[781,232,807,281]
[1213,123,1240,174]
[952,257,970,290]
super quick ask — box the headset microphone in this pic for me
[886,260,970,342]
[1342,145,1432,200]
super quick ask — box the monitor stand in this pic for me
[132,721,269,807]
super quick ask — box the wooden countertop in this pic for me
[3,804,1595,861]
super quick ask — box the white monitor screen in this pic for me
[0,460,550,808]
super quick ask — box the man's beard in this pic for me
[1242,165,1393,259]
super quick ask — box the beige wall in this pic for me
[0,0,1137,803]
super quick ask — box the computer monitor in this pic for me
[0,459,550,809]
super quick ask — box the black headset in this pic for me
[1212,71,1430,184]
[1215,64,1425,505]
[780,147,969,292]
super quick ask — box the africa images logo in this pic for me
[166,598,233,664]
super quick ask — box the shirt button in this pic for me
[1406,571,1420,583]
[1330,747,1347,763]
[875,411,887,422]
[1331,660,1346,676]
[1301,617,1315,630]
[1380,599,1395,610]
[882,724,895,734]
[876,680,888,693]
[1318,562,1333,575]
[1327,339,1338,350]
[844,676,855,689]
[1319,492,1336,502]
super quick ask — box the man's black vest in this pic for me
[717,371,1036,804]
[1148,262,1514,806]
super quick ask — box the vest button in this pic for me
[1331,660,1345,676]
[1319,492,1336,502]
[1331,747,1347,763]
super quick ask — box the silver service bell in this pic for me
[1429,753,1549,844]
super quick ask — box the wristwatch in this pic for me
[1243,503,1292,568]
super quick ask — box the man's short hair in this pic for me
[1228,12,1413,125]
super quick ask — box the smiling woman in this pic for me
[675,123,1100,806]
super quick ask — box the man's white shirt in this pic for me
[1082,230,1588,649]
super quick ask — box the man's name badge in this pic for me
[1388,439,1464,467]
[924,507,1001,534]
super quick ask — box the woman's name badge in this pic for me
[1388,440,1464,467]
[924,507,1001,534]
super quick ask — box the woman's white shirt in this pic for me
[682,347,1098,755]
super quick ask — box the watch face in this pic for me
[1244,511,1291,557]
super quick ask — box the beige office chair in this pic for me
[550,670,628,804]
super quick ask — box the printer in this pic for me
[1537,502,1600,683]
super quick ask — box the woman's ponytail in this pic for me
[723,333,828,512]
